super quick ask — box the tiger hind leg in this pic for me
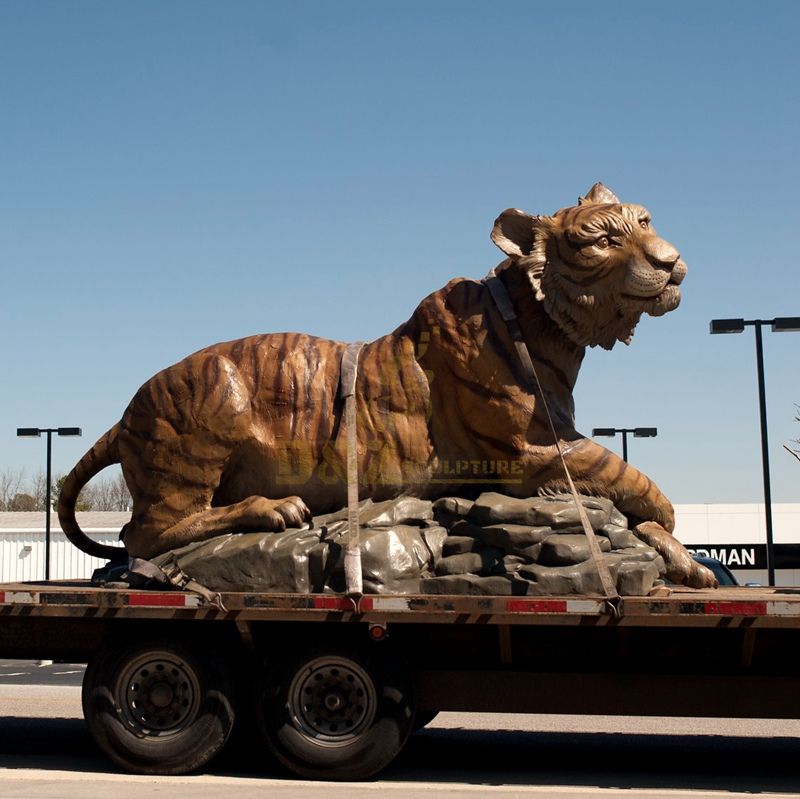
[123,495,312,559]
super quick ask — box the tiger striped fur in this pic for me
[57,183,715,588]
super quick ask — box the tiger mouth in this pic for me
[621,284,681,312]
[624,259,686,300]
[623,286,675,301]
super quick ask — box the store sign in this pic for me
[686,545,762,569]
[684,544,800,571]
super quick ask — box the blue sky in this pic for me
[1,0,798,506]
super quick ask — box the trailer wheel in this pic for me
[257,647,415,780]
[82,638,235,774]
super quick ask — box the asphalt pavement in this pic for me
[0,660,84,687]
[4,663,800,797]
[3,699,800,798]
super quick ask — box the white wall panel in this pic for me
[0,530,120,582]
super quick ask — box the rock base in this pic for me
[150,492,667,597]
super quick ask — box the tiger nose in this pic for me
[645,238,680,270]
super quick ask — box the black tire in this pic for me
[82,637,235,775]
[257,645,415,780]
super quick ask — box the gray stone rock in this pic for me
[362,497,434,528]
[468,492,612,530]
[420,574,529,596]
[435,548,504,576]
[313,496,434,529]
[327,524,447,593]
[435,552,484,576]
[518,554,663,597]
[447,520,487,538]
[544,493,616,514]
[468,493,540,526]
[518,559,620,595]
[476,523,552,554]
[515,543,543,561]
[442,535,484,556]
[529,497,613,530]
[433,496,475,517]
[314,499,373,527]
[421,526,449,560]
[149,492,668,598]
[603,549,663,565]
[615,560,663,596]
[153,521,449,596]
[502,555,529,573]
[433,496,476,529]
[153,528,326,594]
[604,552,665,595]
[538,533,611,566]
[599,526,652,550]
[608,505,629,529]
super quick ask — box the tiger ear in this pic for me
[578,182,621,206]
[491,208,537,256]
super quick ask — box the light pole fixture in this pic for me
[591,427,657,463]
[710,316,800,586]
[16,427,82,580]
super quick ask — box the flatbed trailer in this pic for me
[4,580,800,780]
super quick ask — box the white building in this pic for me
[0,512,126,582]
[676,503,800,586]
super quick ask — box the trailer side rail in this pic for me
[3,582,800,627]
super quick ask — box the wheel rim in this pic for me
[115,650,202,737]
[288,656,377,745]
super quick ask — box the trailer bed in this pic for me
[3,580,800,627]
[7,579,800,777]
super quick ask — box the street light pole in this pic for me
[753,323,775,587]
[45,430,52,581]
[591,427,658,463]
[710,316,800,587]
[16,426,82,580]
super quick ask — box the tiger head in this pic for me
[490,183,687,350]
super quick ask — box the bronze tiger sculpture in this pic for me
[58,183,715,588]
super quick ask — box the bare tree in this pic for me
[77,470,131,512]
[1,467,131,513]
[29,469,48,511]
[0,467,25,510]
[8,493,36,511]
[90,476,116,511]
[109,472,132,512]
[52,473,94,512]
[786,404,800,464]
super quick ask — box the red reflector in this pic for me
[704,602,767,616]
[312,597,374,611]
[313,597,350,610]
[506,600,568,613]
[0,592,5,603]
[369,624,387,640]
[128,593,187,607]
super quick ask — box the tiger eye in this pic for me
[595,236,610,249]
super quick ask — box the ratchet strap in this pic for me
[483,270,620,604]
[339,342,365,607]
[127,556,227,611]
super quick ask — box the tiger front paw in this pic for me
[634,521,717,589]
[249,495,313,531]
[684,558,718,590]
[272,496,313,529]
